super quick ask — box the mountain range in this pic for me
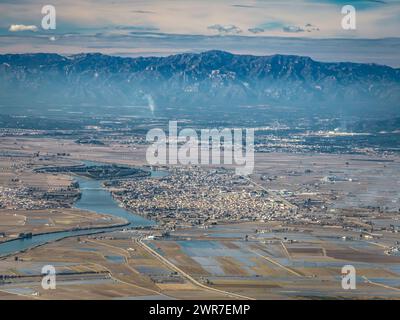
[0,50,399,118]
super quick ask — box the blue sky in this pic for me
[0,0,399,65]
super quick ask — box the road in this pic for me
[137,237,255,300]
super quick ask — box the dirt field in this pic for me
[0,136,399,299]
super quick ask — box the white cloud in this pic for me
[283,26,304,33]
[9,24,38,32]
[282,24,320,33]
[1,0,399,38]
[248,27,265,34]
[208,24,242,34]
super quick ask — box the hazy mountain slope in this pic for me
[0,51,399,117]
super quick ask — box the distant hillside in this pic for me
[0,51,399,117]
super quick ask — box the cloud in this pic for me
[131,10,155,14]
[258,21,285,31]
[0,0,398,39]
[231,4,255,8]
[282,24,320,33]
[208,24,242,34]
[115,25,159,32]
[282,26,305,33]
[307,0,387,10]
[305,23,320,32]
[248,27,264,34]
[9,24,38,32]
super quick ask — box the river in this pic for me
[0,169,163,257]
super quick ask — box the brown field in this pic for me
[0,136,399,299]
[0,208,126,243]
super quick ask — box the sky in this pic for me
[0,0,399,65]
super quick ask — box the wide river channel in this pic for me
[0,169,163,257]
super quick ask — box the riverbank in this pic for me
[0,207,128,245]
[0,166,157,257]
[0,220,131,259]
